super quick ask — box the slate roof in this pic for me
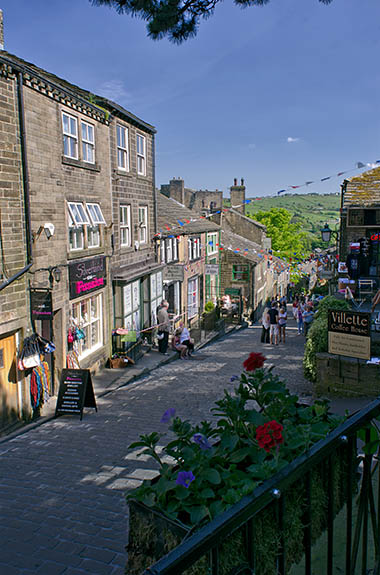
[157,193,220,237]
[221,228,287,272]
[343,166,380,207]
[0,51,155,133]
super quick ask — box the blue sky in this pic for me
[1,0,380,197]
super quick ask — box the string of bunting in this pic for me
[154,160,378,239]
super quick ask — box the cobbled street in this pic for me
[0,316,312,575]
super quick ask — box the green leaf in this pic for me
[261,381,286,394]
[200,487,215,499]
[141,492,156,507]
[247,463,268,480]
[363,440,380,455]
[220,433,239,451]
[209,500,225,518]
[203,468,222,484]
[228,447,252,463]
[175,485,191,499]
[190,505,209,525]
[245,410,266,425]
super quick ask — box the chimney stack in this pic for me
[230,177,246,216]
[0,11,4,51]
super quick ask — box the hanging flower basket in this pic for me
[126,353,357,575]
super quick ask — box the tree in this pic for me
[91,0,333,43]
[250,207,309,260]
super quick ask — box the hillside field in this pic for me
[225,193,341,249]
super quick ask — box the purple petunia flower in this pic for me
[176,470,195,488]
[230,375,239,382]
[192,433,212,450]
[160,408,176,423]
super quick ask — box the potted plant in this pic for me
[126,353,352,575]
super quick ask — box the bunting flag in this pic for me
[155,159,378,242]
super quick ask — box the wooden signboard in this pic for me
[55,369,97,420]
[328,309,371,360]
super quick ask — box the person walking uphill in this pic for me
[157,300,171,355]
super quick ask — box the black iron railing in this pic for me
[143,398,380,575]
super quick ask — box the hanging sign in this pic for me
[163,264,185,282]
[328,309,371,360]
[55,369,97,420]
[69,256,106,300]
[205,264,219,276]
[30,289,53,320]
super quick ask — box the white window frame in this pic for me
[187,277,198,319]
[68,214,84,251]
[188,237,200,261]
[71,293,103,360]
[81,121,95,164]
[150,271,163,326]
[120,204,131,247]
[68,202,90,226]
[207,232,218,255]
[160,240,166,264]
[86,203,106,225]
[166,239,173,263]
[138,206,148,244]
[62,112,78,159]
[87,225,100,249]
[173,237,178,261]
[117,125,129,171]
[137,134,146,176]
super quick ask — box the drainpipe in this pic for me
[339,179,348,259]
[0,71,33,291]
[152,133,158,259]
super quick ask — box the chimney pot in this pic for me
[234,178,237,186]
[241,178,244,186]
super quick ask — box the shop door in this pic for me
[0,333,19,428]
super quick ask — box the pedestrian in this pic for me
[260,307,270,344]
[179,322,195,356]
[172,329,188,359]
[278,306,287,343]
[292,299,298,321]
[268,301,279,345]
[303,306,315,337]
[157,300,171,355]
[297,304,304,335]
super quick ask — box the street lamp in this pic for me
[321,223,339,243]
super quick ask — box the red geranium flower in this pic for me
[256,420,283,453]
[243,352,266,372]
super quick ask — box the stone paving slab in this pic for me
[0,315,372,574]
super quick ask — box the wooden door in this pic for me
[0,333,19,428]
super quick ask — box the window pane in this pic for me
[70,117,77,136]
[63,114,69,133]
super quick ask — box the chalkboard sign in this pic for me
[55,369,97,420]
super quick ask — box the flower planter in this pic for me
[125,353,357,575]
[126,441,354,575]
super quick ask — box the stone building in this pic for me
[340,167,380,288]
[161,178,223,216]
[0,45,159,428]
[0,53,31,430]
[156,193,220,327]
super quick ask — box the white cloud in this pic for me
[97,80,133,106]
[287,137,300,143]
[248,143,256,150]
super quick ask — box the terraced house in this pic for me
[0,42,159,430]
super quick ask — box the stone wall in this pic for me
[315,352,380,397]
[223,210,266,245]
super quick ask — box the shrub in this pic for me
[303,296,351,381]
[204,301,215,313]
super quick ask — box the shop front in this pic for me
[68,255,110,371]
[113,266,164,355]
[163,264,183,322]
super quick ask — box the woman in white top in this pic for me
[278,307,287,343]
[260,307,270,344]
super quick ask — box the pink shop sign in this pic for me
[69,256,106,300]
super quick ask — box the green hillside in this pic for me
[225,193,340,250]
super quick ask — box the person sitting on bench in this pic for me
[172,329,188,359]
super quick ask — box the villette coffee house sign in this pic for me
[69,256,106,300]
[328,309,371,360]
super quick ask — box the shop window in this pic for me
[123,280,141,333]
[207,232,218,255]
[232,264,249,282]
[138,206,148,244]
[71,293,103,359]
[187,277,198,319]
[120,204,131,247]
[150,271,163,326]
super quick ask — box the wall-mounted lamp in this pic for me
[29,265,64,288]
[33,223,55,242]
[321,223,339,243]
